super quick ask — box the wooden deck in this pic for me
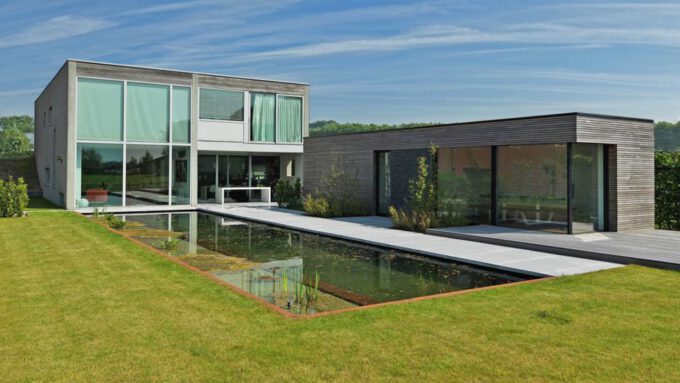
[428,225,680,271]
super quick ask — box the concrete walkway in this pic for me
[430,224,680,271]
[198,204,622,277]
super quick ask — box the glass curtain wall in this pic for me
[127,82,169,142]
[437,147,492,224]
[572,144,605,233]
[77,78,123,141]
[496,144,568,233]
[376,152,391,215]
[277,96,302,143]
[125,145,170,205]
[198,155,216,202]
[75,143,123,207]
[251,156,280,201]
[172,147,190,204]
[172,86,191,143]
[251,93,276,142]
[227,156,249,202]
[76,77,191,207]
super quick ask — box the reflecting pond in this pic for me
[116,212,530,315]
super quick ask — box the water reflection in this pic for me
[119,212,528,314]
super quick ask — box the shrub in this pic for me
[389,145,439,232]
[656,151,680,230]
[0,176,29,217]
[274,178,303,209]
[303,194,331,217]
[108,216,127,230]
[303,153,368,217]
[158,237,181,251]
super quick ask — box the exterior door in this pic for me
[376,151,391,215]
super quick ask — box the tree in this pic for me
[0,127,31,154]
[309,120,441,137]
[0,115,33,133]
[655,121,680,152]
[655,151,680,230]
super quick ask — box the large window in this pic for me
[199,88,244,121]
[127,82,170,142]
[77,78,123,141]
[438,147,492,224]
[125,145,169,205]
[497,144,568,233]
[75,143,123,207]
[172,86,191,143]
[277,96,302,143]
[171,147,190,205]
[572,144,605,233]
[198,155,216,202]
[377,152,391,215]
[251,93,276,142]
[76,77,192,207]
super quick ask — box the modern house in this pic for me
[34,60,308,210]
[303,113,655,234]
[34,61,654,235]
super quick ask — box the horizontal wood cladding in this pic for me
[75,62,193,85]
[576,115,655,231]
[197,75,307,95]
[306,115,579,154]
[304,113,656,231]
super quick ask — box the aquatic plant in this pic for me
[108,216,126,230]
[104,212,115,224]
[158,237,181,251]
[291,271,321,307]
[282,271,288,295]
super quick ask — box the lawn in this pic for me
[1,211,679,382]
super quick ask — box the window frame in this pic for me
[275,93,304,144]
[74,76,192,208]
[198,87,245,122]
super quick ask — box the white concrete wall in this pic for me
[34,62,70,208]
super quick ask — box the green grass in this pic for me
[1,212,679,382]
[27,196,60,210]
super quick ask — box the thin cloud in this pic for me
[235,22,680,62]
[0,15,113,49]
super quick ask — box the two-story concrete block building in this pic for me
[35,60,308,210]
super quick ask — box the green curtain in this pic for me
[127,82,169,143]
[277,96,302,143]
[77,78,123,141]
[251,93,275,142]
[172,86,191,143]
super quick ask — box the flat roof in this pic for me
[307,112,655,139]
[68,59,309,86]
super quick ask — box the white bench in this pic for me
[218,187,271,206]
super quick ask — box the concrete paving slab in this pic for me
[198,205,622,277]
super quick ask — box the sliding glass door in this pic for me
[437,147,492,224]
[496,144,569,233]
[198,155,216,203]
[376,151,391,215]
[572,144,605,233]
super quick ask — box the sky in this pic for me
[1,0,680,124]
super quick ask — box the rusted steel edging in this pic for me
[82,212,554,319]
